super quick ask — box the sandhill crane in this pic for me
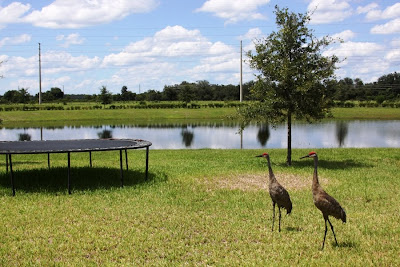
[257,152,292,232]
[301,151,346,249]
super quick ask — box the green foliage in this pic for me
[119,85,136,101]
[42,87,64,101]
[240,6,339,164]
[245,5,338,121]
[99,86,112,106]
[2,88,32,103]
[178,84,194,104]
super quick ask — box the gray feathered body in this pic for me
[313,183,346,223]
[301,151,346,249]
[267,158,292,214]
[269,176,292,214]
[311,155,346,223]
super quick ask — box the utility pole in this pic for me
[240,40,243,102]
[38,43,42,104]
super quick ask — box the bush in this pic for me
[344,101,355,108]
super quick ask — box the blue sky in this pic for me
[0,0,399,95]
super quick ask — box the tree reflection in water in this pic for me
[257,123,270,147]
[97,129,113,139]
[18,133,31,141]
[181,127,194,147]
[336,121,348,147]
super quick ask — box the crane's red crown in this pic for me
[263,152,268,156]
[309,151,316,156]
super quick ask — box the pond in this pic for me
[0,120,399,149]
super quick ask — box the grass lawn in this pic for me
[0,107,237,128]
[1,106,400,127]
[0,148,399,265]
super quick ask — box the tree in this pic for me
[239,6,339,165]
[2,88,31,103]
[178,84,194,104]
[19,88,31,103]
[99,86,112,106]
[3,90,20,103]
[120,85,136,101]
[50,87,64,99]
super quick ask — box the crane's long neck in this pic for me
[267,156,276,182]
[313,155,320,187]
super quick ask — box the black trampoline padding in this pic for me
[0,139,152,154]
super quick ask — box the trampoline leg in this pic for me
[119,150,124,187]
[145,146,149,180]
[48,153,50,169]
[125,149,128,170]
[8,154,15,196]
[6,154,8,173]
[67,152,71,195]
[89,151,92,167]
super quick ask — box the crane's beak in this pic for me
[300,155,310,159]
[256,155,263,157]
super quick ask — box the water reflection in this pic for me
[181,127,194,147]
[1,120,399,149]
[18,133,32,141]
[257,123,270,147]
[97,129,113,139]
[336,121,348,147]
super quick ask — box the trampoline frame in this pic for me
[0,139,152,196]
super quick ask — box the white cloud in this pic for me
[1,51,100,79]
[103,26,213,66]
[0,34,31,48]
[324,41,384,58]
[385,49,400,62]
[195,0,270,24]
[9,78,37,91]
[308,0,352,24]
[390,38,400,47]
[0,2,31,27]
[42,51,101,74]
[23,0,159,29]
[363,3,400,21]
[239,28,263,40]
[56,33,85,48]
[331,30,355,42]
[356,3,379,15]
[324,41,389,82]
[102,25,242,89]
[371,18,400,34]
[0,55,36,77]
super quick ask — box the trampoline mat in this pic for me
[0,139,152,154]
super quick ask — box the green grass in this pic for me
[0,148,399,265]
[331,107,400,120]
[0,107,238,127]
[1,106,400,128]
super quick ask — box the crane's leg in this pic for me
[327,218,338,246]
[322,219,328,250]
[278,207,282,232]
[271,202,276,232]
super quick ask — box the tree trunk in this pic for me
[287,111,292,166]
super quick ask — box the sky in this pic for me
[0,0,399,96]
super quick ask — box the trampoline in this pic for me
[0,139,152,196]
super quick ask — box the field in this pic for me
[0,105,399,265]
[1,105,400,128]
[0,148,399,265]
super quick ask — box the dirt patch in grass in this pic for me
[202,172,330,192]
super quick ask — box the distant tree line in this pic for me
[1,73,399,104]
